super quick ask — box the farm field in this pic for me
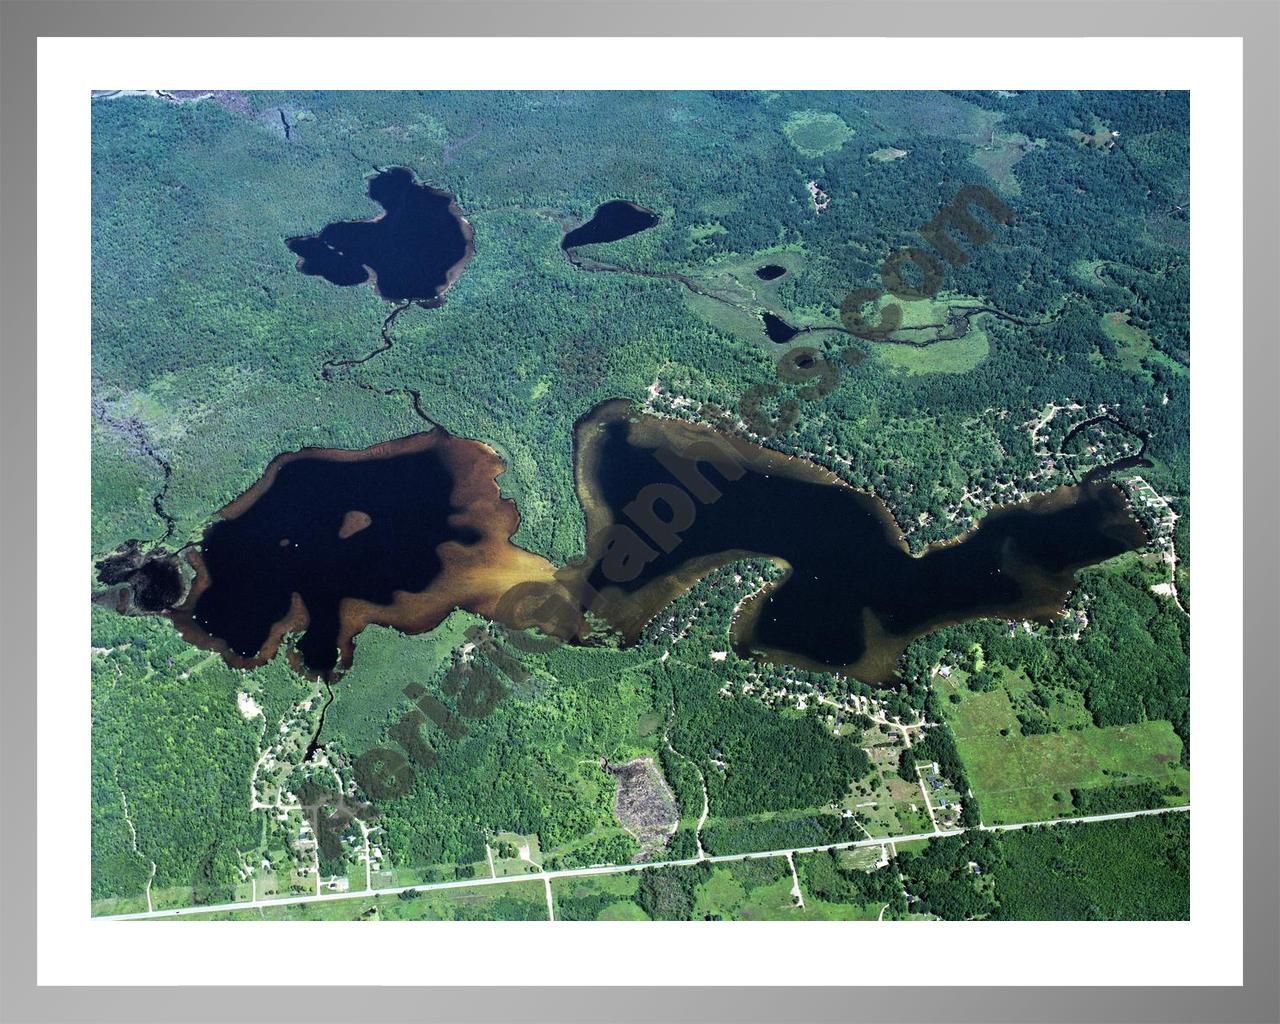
[938,668,1189,824]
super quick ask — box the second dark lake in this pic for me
[568,402,1148,681]
[562,200,658,249]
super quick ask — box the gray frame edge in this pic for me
[0,2,1275,1022]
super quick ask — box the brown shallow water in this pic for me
[168,430,554,677]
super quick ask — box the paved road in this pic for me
[977,805,1189,832]
[97,805,1189,922]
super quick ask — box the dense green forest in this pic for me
[989,814,1190,920]
[90,606,308,904]
[91,89,1190,915]
[896,813,1189,920]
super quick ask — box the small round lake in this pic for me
[762,311,800,343]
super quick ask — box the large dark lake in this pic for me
[566,402,1147,681]
[562,200,658,249]
[286,167,473,305]
[171,432,554,677]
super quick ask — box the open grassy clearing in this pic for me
[939,670,1188,825]
[874,329,990,376]
[874,291,987,332]
[1100,310,1188,379]
[675,247,825,346]
[689,247,810,298]
[869,146,909,162]
[849,290,996,372]
[680,289,777,349]
[551,872,649,921]
[488,831,545,877]
[90,893,151,917]
[782,110,855,156]
[558,857,810,921]
[1069,122,1118,150]
[969,130,1045,195]
[691,858,805,920]
[688,221,728,242]
[1071,257,1112,287]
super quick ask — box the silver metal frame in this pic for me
[2,2,1275,1021]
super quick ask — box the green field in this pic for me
[552,872,649,921]
[781,110,856,156]
[876,291,986,329]
[939,670,1188,824]
[556,855,877,921]
[1100,310,1188,378]
[969,130,1028,194]
[874,329,990,376]
[695,858,806,920]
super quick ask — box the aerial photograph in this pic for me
[90,89,1190,922]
